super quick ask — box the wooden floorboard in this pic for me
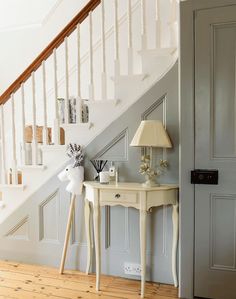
[0,260,179,299]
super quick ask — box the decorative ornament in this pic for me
[139,155,169,186]
[90,159,108,181]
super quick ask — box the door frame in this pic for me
[179,1,236,298]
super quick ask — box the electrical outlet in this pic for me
[124,262,141,276]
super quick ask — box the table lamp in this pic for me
[130,120,172,187]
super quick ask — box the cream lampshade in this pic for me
[130,120,172,148]
[130,120,172,187]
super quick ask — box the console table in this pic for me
[83,181,179,298]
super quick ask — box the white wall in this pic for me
[0,0,88,95]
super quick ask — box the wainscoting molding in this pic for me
[109,206,130,254]
[141,94,167,122]
[5,216,29,241]
[93,128,129,162]
[71,198,88,247]
[39,189,60,244]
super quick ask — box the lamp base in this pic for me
[142,178,160,188]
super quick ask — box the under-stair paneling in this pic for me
[0,62,178,285]
[0,173,71,266]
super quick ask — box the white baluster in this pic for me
[127,0,133,75]
[10,94,18,184]
[141,0,147,50]
[0,105,7,184]
[169,0,177,47]
[88,12,94,101]
[65,37,69,123]
[114,0,120,78]
[76,24,81,99]
[31,72,38,165]
[53,49,60,145]
[42,61,48,145]
[76,24,82,123]
[155,0,161,49]
[101,0,107,99]
[20,84,26,165]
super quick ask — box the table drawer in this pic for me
[100,190,139,204]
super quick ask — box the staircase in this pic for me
[0,0,178,225]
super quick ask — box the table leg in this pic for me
[140,209,147,298]
[84,198,92,274]
[93,198,101,291]
[59,193,76,274]
[172,202,179,287]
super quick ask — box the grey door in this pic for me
[195,5,236,299]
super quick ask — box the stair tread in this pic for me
[0,184,25,190]
[20,165,47,171]
[61,122,93,130]
[41,145,67,151]
[86,99,119,105]
[111,73,146,82]
[139,47,177,57]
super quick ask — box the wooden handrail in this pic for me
[0,0,101,105]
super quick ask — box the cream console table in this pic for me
[83,182,179,298]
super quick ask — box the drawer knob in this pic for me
[115,193,121,199]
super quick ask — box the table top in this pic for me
[83,181,179,191]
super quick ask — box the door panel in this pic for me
[210,194,236,269]
[212,24,236,158]
[195,5,236,299]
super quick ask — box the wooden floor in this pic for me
[0,260,179,299]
